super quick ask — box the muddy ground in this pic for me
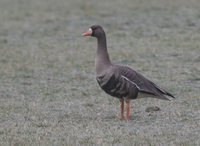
[0,0,199,145]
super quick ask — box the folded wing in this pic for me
[114,65,175,100]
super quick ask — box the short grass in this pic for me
[0,0,199,145]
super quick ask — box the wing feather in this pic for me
[113,65,175,100]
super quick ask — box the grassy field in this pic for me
[0,0,200,145]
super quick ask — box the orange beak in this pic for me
[82,28,92,36]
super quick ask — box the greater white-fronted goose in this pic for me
[82,25,175,120]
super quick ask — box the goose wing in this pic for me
[96,69,138,99]
[114,65,175,100]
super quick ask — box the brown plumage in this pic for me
[82,25,175,120]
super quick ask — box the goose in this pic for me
[82,25,175,120]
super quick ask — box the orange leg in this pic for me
[120,98,124,120]
[125,100,131,121]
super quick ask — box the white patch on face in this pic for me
[88,28,93,34]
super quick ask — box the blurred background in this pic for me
[0,0,199,145]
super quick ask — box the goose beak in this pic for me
[82,28,92,36]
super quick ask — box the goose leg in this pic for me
[120,98,124,120]
[125,100,131,120]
